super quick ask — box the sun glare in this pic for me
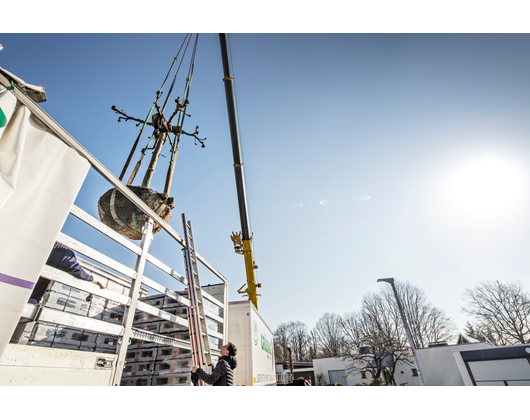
[435,154,527,225]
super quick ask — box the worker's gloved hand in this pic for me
[86,279,104,302]
[91,279,105,289]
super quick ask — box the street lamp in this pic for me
[377,277,427,386]
[286,342,294,381]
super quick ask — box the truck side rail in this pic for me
[40,229,224,346]
[0,71,227,385]
[23,205,224,384]
[60,208,224,323]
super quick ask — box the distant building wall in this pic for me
[416,342,494,386]
[452,343,530,386]
[312,356,420,386]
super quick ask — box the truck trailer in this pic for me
[227,300,276,386]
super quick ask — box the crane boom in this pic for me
[219,33,260,309]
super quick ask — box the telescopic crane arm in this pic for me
[219,33,260,310]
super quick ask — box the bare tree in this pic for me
[393,281,455,348]
[312,312,347,358]
[462,280,530,345]
[342,292,414,383]
[287,321,311,362]
[463,321,503,346]
[315,373,328,386]
[341,281,455,384]
[306,330,319,361]
[273,321,311,362]
[341,311,396,380]
[273,323,290,362]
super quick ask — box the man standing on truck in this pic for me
[28,242,105,303]
[191,342,237,386]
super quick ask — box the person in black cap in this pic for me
[191,342,237,386]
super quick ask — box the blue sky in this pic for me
[2,32,530,338]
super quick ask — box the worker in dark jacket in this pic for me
[191,342,237,386]
[28,242,104,304]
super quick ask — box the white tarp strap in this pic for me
[0,105,90,357]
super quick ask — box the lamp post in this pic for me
[377,277,427,386]
[286,342,294,383]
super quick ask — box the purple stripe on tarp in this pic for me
[0,272,35,289]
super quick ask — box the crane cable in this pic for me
[120,34,194,183]
[163,34,199,196]
[169,34,199,154]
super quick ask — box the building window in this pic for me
[329,370,348,386]
[361,371,367,379]
[412,368,418,377]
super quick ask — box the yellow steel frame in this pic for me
[231,232,259,309]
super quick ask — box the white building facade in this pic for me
[312,356,421,386]
[312,342,530,386]
[415,342,494,386]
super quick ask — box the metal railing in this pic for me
[276,372,293,385]
[26,200,227,385]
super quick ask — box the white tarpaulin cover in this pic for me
[0,104,90,356]
[0,87,18,207]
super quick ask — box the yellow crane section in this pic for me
[219,33,261,309]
